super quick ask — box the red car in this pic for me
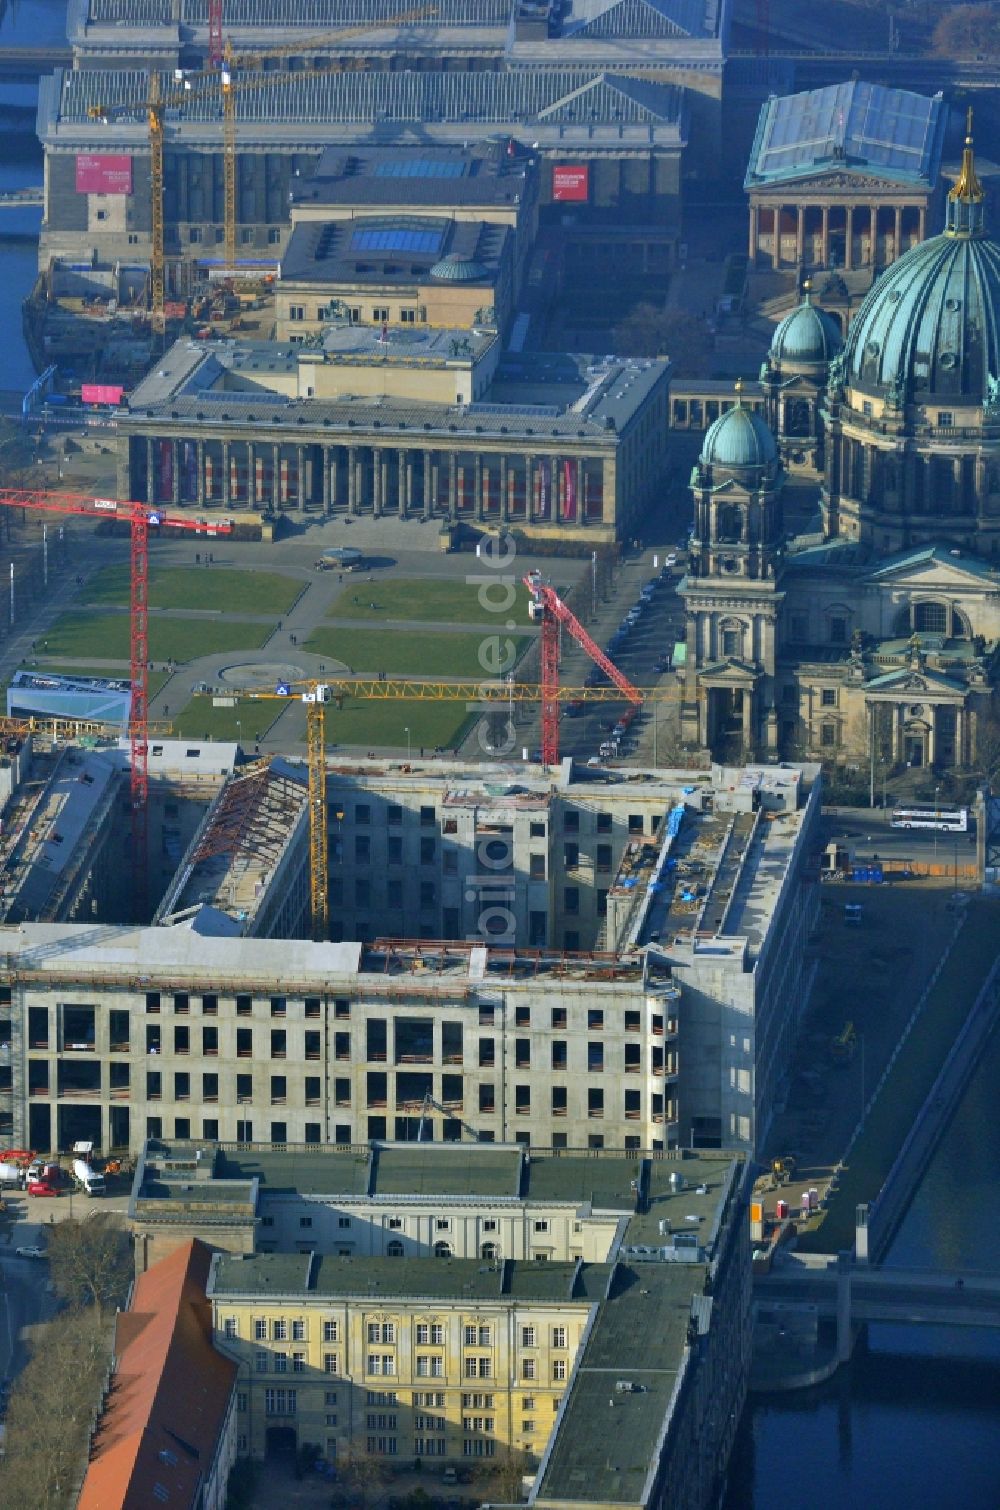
[27,1181,62,1197]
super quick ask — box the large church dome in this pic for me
[841,126,1000,405]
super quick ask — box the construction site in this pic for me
[0,740,821,1163]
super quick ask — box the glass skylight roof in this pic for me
[748,82,944,187]
[372,158,467,179]
[351,226,445,254]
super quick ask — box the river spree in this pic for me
[726,1021,1000,1509]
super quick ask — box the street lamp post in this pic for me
[404,726,411,762]
[934,782,941,861]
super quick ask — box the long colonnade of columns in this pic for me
[750,200,928,271]
[135,436,609,525]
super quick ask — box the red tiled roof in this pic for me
[77,1239,236,1510]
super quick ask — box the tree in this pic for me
[931,3,1000,56]
[0,1305,113,1507]
[46,1214,133,1314]
[611,304,706,375]
[339,1444,391,1510]
[474,1446,534,1504]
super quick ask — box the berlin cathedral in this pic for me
[680,125,1000,778]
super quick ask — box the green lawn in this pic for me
[330,576,535,626]
[80,564,300,615]
[39,612,274,664]
[305,626,531,678]
[323,697,477,752]
[173,698,286,743]
[799,898,1000,1254]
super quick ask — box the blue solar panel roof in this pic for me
[351,226,445,253]
[372,159,467,179]
[746,82,947,190]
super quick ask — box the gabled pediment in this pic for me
[864,666,967,694]
[699,657,759,683]
[566,0,706,41]
[752,170,920,195]
[868,548,998,593]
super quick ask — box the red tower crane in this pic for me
[208,0,225,69]
[523,576,642,766]
[0,487,231,913]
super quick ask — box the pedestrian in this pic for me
[353,595,359,605]
[277,620,282,630]
[195,552,200,564]
[30,640,35,652]
[338,573,343,583]
[370,601,376,610]
[163,704,168,715]
[43,639,48,651]
[209,553,214,564]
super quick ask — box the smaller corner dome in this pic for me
[701,401,777,470]
[770,294,842,366]
[430,253,489,282]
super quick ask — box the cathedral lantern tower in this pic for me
[680,385,786,755]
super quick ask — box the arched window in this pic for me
[717,504,743,543]
[386,1239,404,1258]
[720,618,744,659]
[914,601,948,635]
[433,1241,452,1259]
[481,1242,498,1262]
[784,398,811,438]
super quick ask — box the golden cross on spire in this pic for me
[950,106,984,205]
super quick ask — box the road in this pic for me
[821,806,978,866]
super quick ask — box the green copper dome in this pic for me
[841,124,1000,405]
[701,392,778,470]
[429,253,489,282]
[771,287,842,367]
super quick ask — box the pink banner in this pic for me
[562,459,576,520]
[81,383,124,406]
[75,154,133,195]
[159,439,173,500]
[537,459,550,518]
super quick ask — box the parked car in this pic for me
[665,552,678,567]
[26,1182,61,1197]
[15,1245,45,1260]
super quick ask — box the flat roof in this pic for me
[210,1252,596,1302]
[746,82,947,190]
[280,217,507,287]
[373,1144,522,1198]
[136,1141,742,1222]
[536,1265,693,1506]
[125,339,668,444]
[292,143,534,211]
[217,1146,373,1197]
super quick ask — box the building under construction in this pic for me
[0,753,820,1161]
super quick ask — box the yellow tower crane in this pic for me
[87,6,437,323]
[219,6,437,277]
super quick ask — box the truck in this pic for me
[0,1161,24,1188]
[71,1158,106,1197]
